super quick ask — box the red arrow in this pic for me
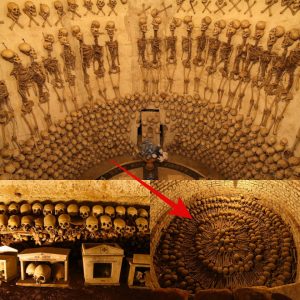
[110,160,192,219]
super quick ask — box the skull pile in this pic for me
[0,201,150,245]
[154,195,297,294]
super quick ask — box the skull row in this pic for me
[0,213,149,235]
[0,202,149,219]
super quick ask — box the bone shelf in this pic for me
[17,247,70,288]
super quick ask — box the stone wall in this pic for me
[0,180,150,204]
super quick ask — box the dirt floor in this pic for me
[0,282,188,300]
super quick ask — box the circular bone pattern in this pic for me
[154,195,297,294]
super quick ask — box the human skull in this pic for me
[138,208,149,218]
[104,206,115,218]
[183,16,194,32]
[54,1,64,14]
[33,264,51,284]
[96,0,105,10]
[26,262,37,277]
[32,202,43,215]
[291,0,300,10]
[58,214,71,229]
[52,263,64,281]
[34,217,44,230]
[39,3,50,19]
[21,215,33,231]
[19,42,37,59]
[1,49,21,64]
[67,0,78,10]
[8,203,19,215]
[24,1,37,16]
[0,204,7,215]
[282,29,299,49]
[213,20,226,36]
[79,205,90,218]
[7,2,21,20]
[268,26,285,48]
[71,25,83,41]
[113,218,126,235]
[127,207,138,219]
[58,28,69,44]
[152,16,162,31]
[116,206,126,218]
[0,215,8,230]
[135,217,149,233]
[85,216,98,232]
[227,20,240,37]
[92,205,104,217]
[91,20,100,37]
[8,215,20,230]
[20,203,32,215]
[254,21,266,40]
[139,17,147,33]
[44,214,56,231]
[84,0,93,9]
[44,33,55,43]
[170,17,182,31]
[105,21,116,36]
[125,225,136,236]
[55,203,66,216]
[43,204,54,216]
[201,16,212,32]
[100,215,112,230]
[67,203,78,216]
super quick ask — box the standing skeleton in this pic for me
[150,12,162,94]
[249,26,285,122]
[216,20,240,104]
[233,21,266,113]
[265,29,300,134]
[1,49,39,137]
[181,16,194,95]
[137,17,151,94]
[58,28,78,111]
[91,21,107,101]
[18,41,52,128]
[0,80,18,148]
[42,34,69,113]
[71,26,94,103]
[105,21,121,98]
[193,16,212,95]
[204,19,226,102]
[227,20,251,108]
[165,18,182,93]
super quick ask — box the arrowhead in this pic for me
[168,198,192,219]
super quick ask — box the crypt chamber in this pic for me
[0,0,300,180]
[150,180,300,299]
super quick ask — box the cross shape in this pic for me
[138,3,152,16]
